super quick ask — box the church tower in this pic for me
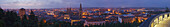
[79,3,83,19]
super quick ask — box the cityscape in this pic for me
[0,0,170,27]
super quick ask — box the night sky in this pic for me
[0,0,170,9]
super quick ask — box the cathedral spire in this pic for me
[80,3,82,9]
[79,3,82,19]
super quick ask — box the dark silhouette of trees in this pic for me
[0,7,4,19]
[1,11,20,27]
[28,10,38,27]
[165,7,170,12]
[0,7,5,27]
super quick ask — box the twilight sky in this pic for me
[0,0,170,9]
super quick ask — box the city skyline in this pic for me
[1,0,170,27]
[0,0,170,9]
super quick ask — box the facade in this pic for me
[84,20,105,26]
[64,14,70,19]
[19,8,26,19]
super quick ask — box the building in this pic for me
[67,8,72,14]
[64,14,70,19]
[46,11,54,15]
[19,8,26,19]
[79,3,83,19]
[84,20,105,26]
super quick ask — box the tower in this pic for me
[67,8,72,14]
[79,3,82,19]
[64,14,70,19]
[19,8,26,19]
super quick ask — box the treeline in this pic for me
[0,8,39,27]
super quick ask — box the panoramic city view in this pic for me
[0,0,170,27]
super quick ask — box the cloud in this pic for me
[0,0,170,8]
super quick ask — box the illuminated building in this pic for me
[43,19,46,23]
[53,15,58,18]
[82,16,86,18]
[84,20,105,26]
[19,8,26,19]
[82,12,87,15]
[108,9,111,11]
[71,20,80,25]
[121,16,135,23]
[112,10,115,14]
[19,8,26,16]
[64,14,70,19]
[46,11,54,15]
[79,3,82,19]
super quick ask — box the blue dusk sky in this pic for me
[0,0,170,9]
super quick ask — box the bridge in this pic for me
[140,12,170,27]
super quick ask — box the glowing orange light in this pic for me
[138,18,141,23]
[106,17,109,18]
[53,15,58,18]
[88,17,92,19]
[142,12,145,14]
[110,13,113,14]
[123,10,126,12]
[105,20,109,21]
[82,16,86,18]
[112,10,115,14]
[71,20,80,25]
[108,9,111,11]
[82,12,87,15]
[115,12,119,14]
[119,13,122,15]
[143,18,148,20]
[43,19,46,23]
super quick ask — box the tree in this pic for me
[0,7,4,27]
[165,7,170,12]
[39,18,47,27]
[0,7,4,19]
[28,10,38,27]
[21,15,29,27]
[0,20,4,27]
